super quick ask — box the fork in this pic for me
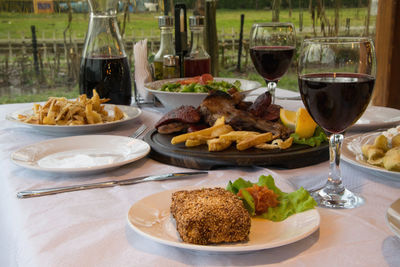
[130,124,148,139]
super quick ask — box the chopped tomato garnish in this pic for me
[199,74,214,85]
[177,74,214,85]
[238,184,279,215]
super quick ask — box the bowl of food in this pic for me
[144,74,262,110]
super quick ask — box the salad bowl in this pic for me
[144,77,261,110]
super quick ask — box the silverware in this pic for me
[386,198,400,237]
[17,171,208,199]
[130,124,148,139]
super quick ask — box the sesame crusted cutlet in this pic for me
[170,187,251,245]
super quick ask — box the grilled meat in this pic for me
[155,105,201,134]
[171,188,251,245]
[248,92,281,121]
[199,91,291,138]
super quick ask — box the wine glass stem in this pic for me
[267,81,276,104]
[327,133,345,194]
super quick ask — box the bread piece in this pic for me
[171,188,251,245]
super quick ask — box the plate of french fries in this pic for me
[144,117,329,169]
[6,90,141,135]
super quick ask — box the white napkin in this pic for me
[134,39,153,102]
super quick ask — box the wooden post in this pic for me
[372,0,400,108]
[236,14,244,72]
[31,25,40,76]
[365,0,372,36]
[8,31,12,59]
[205,0,218,76]
[334,0,340,37]
[346,18,350,36]
[299,0,303,32]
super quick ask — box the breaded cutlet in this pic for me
[170,187,251,245]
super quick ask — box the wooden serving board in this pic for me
[144,129,329,170]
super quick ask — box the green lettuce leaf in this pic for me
[291,126,328,147]
[226,175,317,222]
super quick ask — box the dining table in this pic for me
[1,87,399,267]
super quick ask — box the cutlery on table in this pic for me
[17,171,207,199]
[130,124,148,139]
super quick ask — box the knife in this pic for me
[17,171,207,199]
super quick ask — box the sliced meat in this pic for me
[199,91,291,138]
[155,105,201,134]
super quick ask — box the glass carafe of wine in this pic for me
[79,0,132,105]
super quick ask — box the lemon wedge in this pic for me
[280,108,318,138]
[295,108,317,138]
[279,109,296,130]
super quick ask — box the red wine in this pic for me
[250,46,295,82]
[79,56,132,105]
[184,57,211,77]
[299,73,375,133]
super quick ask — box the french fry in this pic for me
[236,132,274,151]
[171,124,229,145]
[255,137,294,150]
[185,139,207,147]
[18,90,124,126]
[219,131,260,142]
[213,116,225,126]
[207,138,232,151]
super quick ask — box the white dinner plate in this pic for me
[6,104,142,135]
[11,135,150,174]
[350,106,400,131]
[342,131,400,179]
[127,187,320,253]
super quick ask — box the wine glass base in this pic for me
[311,188,364,209]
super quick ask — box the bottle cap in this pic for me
[189,16,205,28]
[163,55,178,66]
[158,16,174,28]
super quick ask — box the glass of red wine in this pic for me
[249,23,296,104]
[298,37,376,209]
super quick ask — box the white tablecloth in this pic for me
[1,89,399,267]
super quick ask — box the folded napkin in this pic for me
[134,39,153,102]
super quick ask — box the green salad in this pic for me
[226,175,317,222]
[160,80,242,93]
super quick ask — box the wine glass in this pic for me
[298,37,376,209]
[249,23,296,104]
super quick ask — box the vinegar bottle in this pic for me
[184,16,211,77]
[153,16,175,80]
[79,0,132,105]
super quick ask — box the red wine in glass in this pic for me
[79,56,132,105]
[298,73,375,133]
[250,46,295,82]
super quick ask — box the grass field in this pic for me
[0,8,375,39]
[0,7,375,104]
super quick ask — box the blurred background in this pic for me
[0,0,378,103]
